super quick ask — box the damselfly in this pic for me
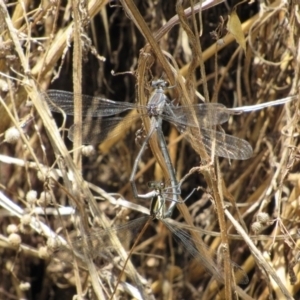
[44,80,253,160]
[53,182,249,299]
[43,80,253,216]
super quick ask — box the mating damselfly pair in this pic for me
[44,81,252,298]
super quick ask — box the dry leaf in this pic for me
[227,9,246,52]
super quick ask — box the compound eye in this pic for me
[148,181,155,188]
[151,80,158,87]
[161,81,167,88]
[151,79,167,88]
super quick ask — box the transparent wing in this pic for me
[163,103,252,159]
[55,216,149,261]
[43,90,151,144]
[43,90,252,159]
[167,117,252,160]
[163,219,249,285]
[68,113,145,144]
[43,90,143,117]
[186,127,253,160]
[54,213,248,285]
[162,103,237,128]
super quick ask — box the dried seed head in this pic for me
[38,191,52,206]
[256,212,270,224]
[0,79,8,91]
[8,233,21,246]
[20,214,31,226]
[38,246,50,259]
[251,221,263,234]
[81,145,95,157]
[217,38,225,46]
[7,224,18,234]
[37,167,58,185]
[19,282,31,291]
[4,127,20,144]
[5,260,13,270]
[47,236,61,250]
[146,257,159,267]
[26,190,38,205]
[37,166,49,182]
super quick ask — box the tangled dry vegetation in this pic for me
[0,0,299,299]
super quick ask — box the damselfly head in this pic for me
[151,79,168,89]
[147,181,165,190]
